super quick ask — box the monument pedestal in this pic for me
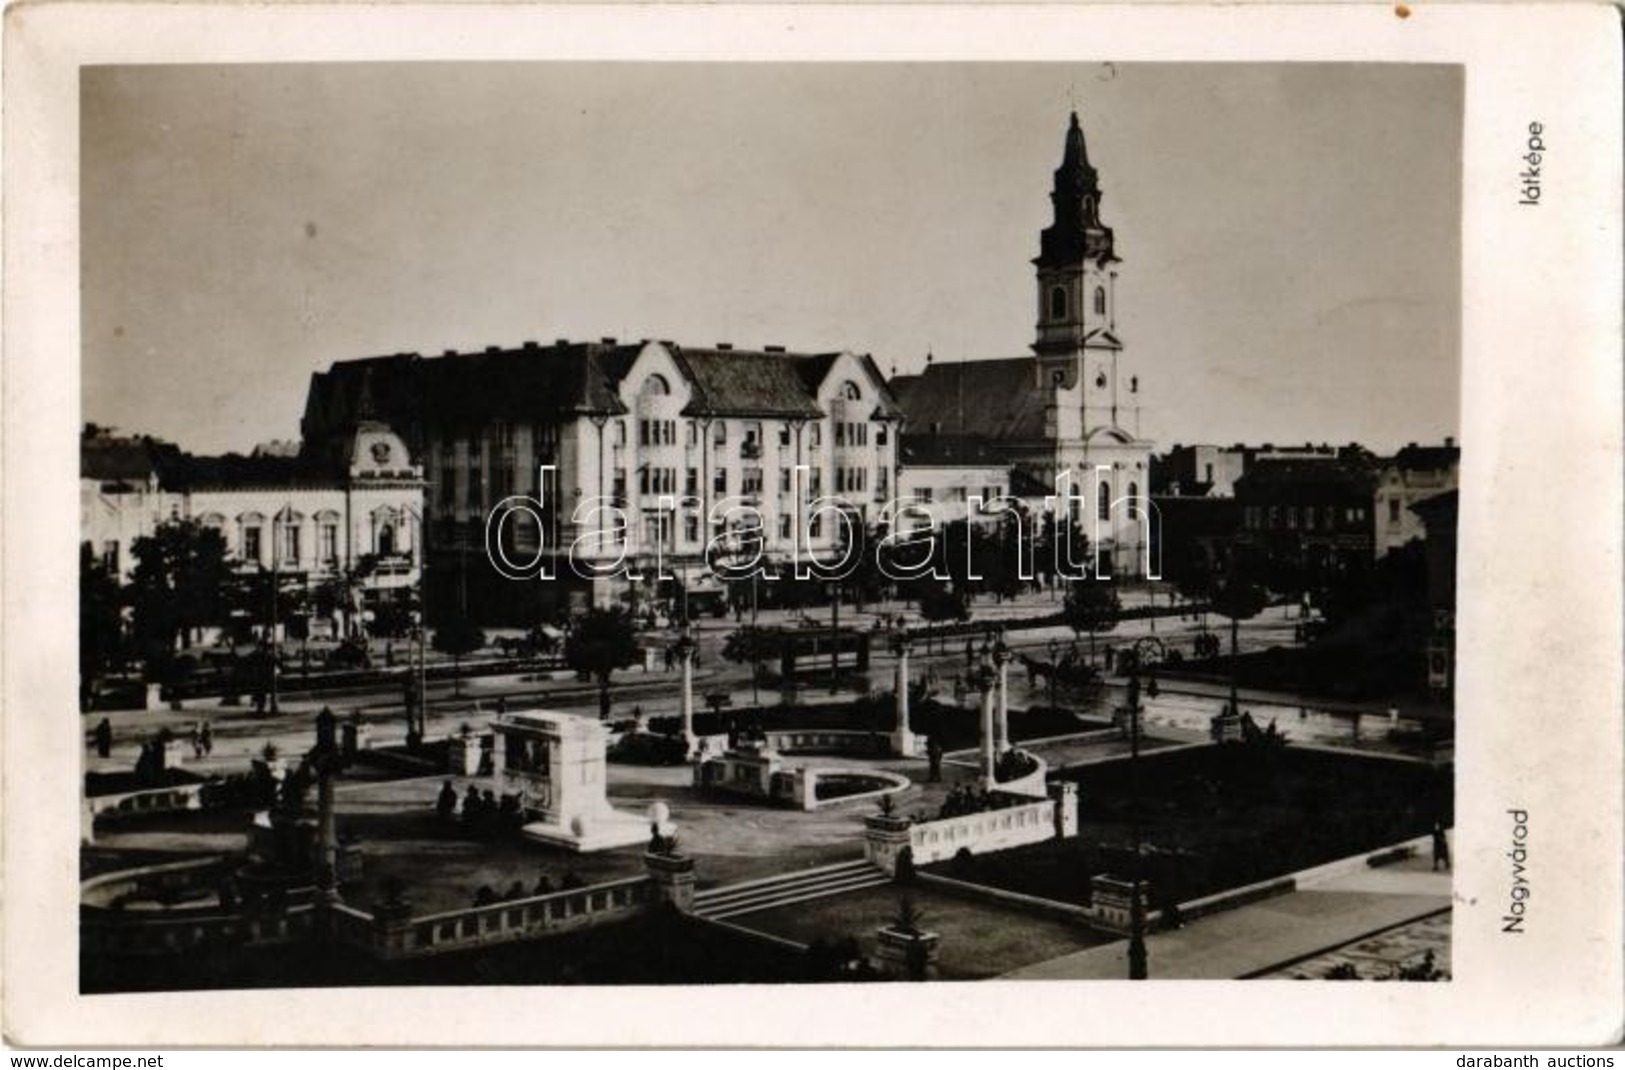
[496,710,655,853]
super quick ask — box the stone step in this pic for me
[699,870,891,920]
[692,859,875,908]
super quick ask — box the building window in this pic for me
[713,422,728,446]
[714,468,727,494]
[778,468,791,495]
[778,425,792,447]
[808,424,822,450]
[319,522,338,564]
[1050,285,1068,320]
[742,467,763,495]
[280,523,301,565]
[1098,481,1111,521]
[877,425,889,447]
[684,514,700,543]
[1094,286,1107,316]
[612,469,627,505]
[842,381,862,402]
[614,421,628,447]
[242,525,262,562]
[1388,499,1401,524]
[685,468,699,495]
[101,540,119,573]
[877,468,889,495]
[377,522,395,556]
[640,373,670,397]
[685,420,698,447]
[916,487,934,504]
[779,515,793,540]
[1127,481,1139,519]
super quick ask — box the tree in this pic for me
[432,612,486,697]
[564,607,641,721]
[128,519,231,669]
[916,581,969,653]
[1210,552,1269,715]
[80,543,126,708]
[1063,577,1121,665]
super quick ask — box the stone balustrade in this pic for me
[374,876,657,960]
[864,787,1077,874]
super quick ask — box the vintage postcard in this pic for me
[3,1,1621,1049]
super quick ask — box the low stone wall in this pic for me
[865,796,1063,874]
[84,782,206,822]
[365,876,658,960]
[915,871,1097,926]
[82,903,319,958]
[762,729,892,757]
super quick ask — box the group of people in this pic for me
[471,870,587,907]
[436,780,523,837]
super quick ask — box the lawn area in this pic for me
[726,884,1113,979]
[928,743,1451,908]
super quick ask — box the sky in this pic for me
[82,62,1462,456]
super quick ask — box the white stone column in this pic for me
[994,648,1011,754]
[892,639,915,757]
[680,649,696,754]
[980,680,997,785]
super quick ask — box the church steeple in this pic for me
[1037,111,1115,267]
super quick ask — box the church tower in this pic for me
[1032,112,1137,442]
[1031,110,1151,578]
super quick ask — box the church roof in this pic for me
[891,358,1048,443]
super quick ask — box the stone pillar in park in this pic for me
[644,848,697,913]
[993,641,1012,755]
[890,633,916,758]
[675,626,699,758]
[315,764,340,905]
[979,675,998,786]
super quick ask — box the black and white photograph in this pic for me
[3,1,1621,1051]
[75,59,1463,991]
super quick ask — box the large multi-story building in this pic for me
[889,112,1155,577]
[300,341,902,617]
[80,425,423,636]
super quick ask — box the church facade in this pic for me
[890,112,1155,578]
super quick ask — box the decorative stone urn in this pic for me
[643,849,697,913]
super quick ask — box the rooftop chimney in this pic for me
[765,344,785,353]
[522,340,538,350]
[555,338,570,347]
[717,343,733,351]
[1445,436,1456,448]
[485,345,501,354]
[601,336,617,345]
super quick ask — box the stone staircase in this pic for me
[692,859,890,921]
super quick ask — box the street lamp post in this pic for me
[1117,634,1165,981]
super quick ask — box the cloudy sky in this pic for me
[82,62,1461,455]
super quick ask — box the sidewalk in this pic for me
[1000,853,1451,981]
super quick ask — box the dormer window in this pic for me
[1094,287,1107,316]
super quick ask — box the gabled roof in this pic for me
[673,348,830,419]
[890,358,1047,442]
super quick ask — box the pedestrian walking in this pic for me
[200,721,213,755]
[1431,822,1451,871]
[93,717,113,758]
